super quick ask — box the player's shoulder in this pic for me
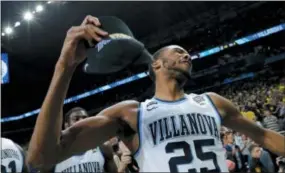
[116,100,140,109]
[203,92,231,105]
[114,100,140,116]
[100,100,139,116]
[1,137,24,153]
[186,92,229,107]
[204,92,221,98]
[1,137,17,148]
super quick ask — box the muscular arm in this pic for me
[26,61,139,170]
[27,64,75,170]
[29,97,137,170]
[207,92,285,156]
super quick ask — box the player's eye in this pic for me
[176,49,184,54]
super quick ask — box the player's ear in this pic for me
[151,59,161,71]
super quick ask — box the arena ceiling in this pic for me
[1,1,254,120]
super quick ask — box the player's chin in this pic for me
[179,67,191,78]
[173,68,191,80]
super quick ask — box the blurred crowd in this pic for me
[219,74,285,172]
[184,2,285,53]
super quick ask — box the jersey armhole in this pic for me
[205,94,223,124]
[133,103,142,157]
[14,143,29,172]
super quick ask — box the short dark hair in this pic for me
[248,144,259,153]
[65,107,87,123]
[148,47,167,81]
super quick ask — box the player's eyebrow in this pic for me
[174,47,187,54]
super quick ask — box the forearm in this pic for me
[262,130,285,156]
[27,62,76,167]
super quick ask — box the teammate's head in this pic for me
[64,107,88,128]
[148,45,192,85]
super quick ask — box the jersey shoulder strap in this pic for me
[14,143,27,172]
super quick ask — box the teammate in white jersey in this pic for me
[34,107,131,173]
[1,137,27,173]
[27,15,285,172]
[53,107,117,173]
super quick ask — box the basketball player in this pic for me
[27,15,285,172]
[36,106,132,173]
[51,107,118,172]
[1,137,27,173]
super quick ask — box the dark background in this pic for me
[1,1,285,145]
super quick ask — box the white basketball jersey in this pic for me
[1,138,25,173]
[134,93,228,172]
[54,147,105,173]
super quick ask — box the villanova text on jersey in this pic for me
[1,149,20,160]
[148,113,220,146]
[135,94,229,172]
[61,161,102,173]
[54,147,105,172]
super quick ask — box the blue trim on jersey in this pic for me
[97,147,106,171]
[72,152,85,157]
[153,96,187,104]
[14,143,26,172]
[98,147,105,160]
[134,103,142,157]
[205,94,223,123]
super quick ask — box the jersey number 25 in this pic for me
[1,161,17,173]
[165,139,221,173]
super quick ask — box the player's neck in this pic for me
[154,78,185,101]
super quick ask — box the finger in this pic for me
[75,30,94,44]
[92,26,108,36]
[71,26,95,44]
[122,151,131,156]
[66,26,92,43]
[122,157,132,162]
[85,25,102,42]
[119,141,131,153]
[81,15,101,26]
[132,165,139,171]
[125,159,132,164]
[122,153,132,158]
[121,156,132,161]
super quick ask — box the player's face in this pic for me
[160,45,192,80]
[69,110,88,126]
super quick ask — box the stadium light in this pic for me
[36,5,44,12]
[2,33,5,36]
[14,21,21,27]
[23,11,33,21]
[4,27,13,35]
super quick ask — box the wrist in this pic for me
[118,164,127,172]
[55,59,77,73]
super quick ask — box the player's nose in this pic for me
[181,54,191,64]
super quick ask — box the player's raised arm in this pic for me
[206,92,285,157]
[26,15,110,170]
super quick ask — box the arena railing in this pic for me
[1,23,284,123]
